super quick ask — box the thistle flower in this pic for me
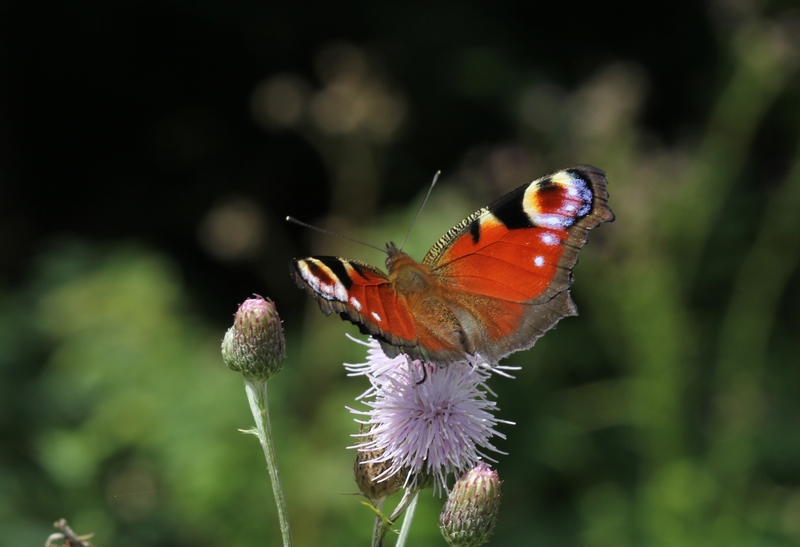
[221,296,292,546]
[222,296,285,381]
[439,463,502,547]
[348,338,510,493]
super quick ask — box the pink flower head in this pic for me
[347,337,512,493]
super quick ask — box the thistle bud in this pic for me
[354,425,407,503]
[439,464,502,547]
[222,296,285,381]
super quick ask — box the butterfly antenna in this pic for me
[399,170,441,252]
[286,216,387,254]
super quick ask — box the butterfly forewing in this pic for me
[420,165,613,363]
[291,256,417,348]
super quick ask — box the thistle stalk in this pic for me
[244,378,292,547]
[222,296,292,547]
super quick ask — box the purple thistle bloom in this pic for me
[347,337,512,493]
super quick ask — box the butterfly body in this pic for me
[292,165,613,365]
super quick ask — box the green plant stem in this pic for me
[370,499,386,547]
[395,491,419,547]
[371,487,421,547]
[706,135,800,544]
[244,378,293,547]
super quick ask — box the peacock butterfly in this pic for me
[291,165,613,365]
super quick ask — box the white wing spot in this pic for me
[319,282,334,296]
[534,255,545,267]
[541,232,557,245]
[333,281,348,302]
[300,260,348,303]
[534,213,567,228]
[350,297,362,311]
[318,279,348,302]
[371,312,382,322]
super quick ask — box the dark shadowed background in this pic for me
[2,1,800,546]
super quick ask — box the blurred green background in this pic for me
[2,1,800,546]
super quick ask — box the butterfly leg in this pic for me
[404,355,429,385]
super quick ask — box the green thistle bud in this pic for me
[222,296,285,381]
[439,464,502,547]
[354,425,407,503]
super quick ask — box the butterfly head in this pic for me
[384,241,406,272]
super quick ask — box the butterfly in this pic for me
[291,165,613,366]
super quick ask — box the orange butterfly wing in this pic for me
[291,165,613,365]
[291,256,417,348]
[421,165,613,363]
